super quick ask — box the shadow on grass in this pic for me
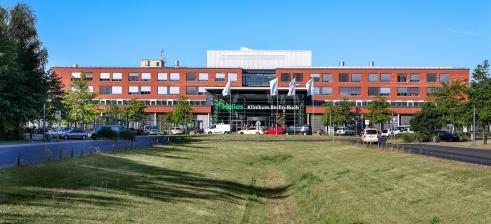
[0,147,290,223]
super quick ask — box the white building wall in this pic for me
[207,47,312,69]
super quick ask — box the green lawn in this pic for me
[0,136,490,223]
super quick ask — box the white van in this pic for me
[204,124,231,134]
[361,128,379,143]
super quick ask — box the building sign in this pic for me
[215,101,299,110]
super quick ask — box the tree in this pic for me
[167,96,194,133]
[46,70,65,124]
[125,99,146,128]
[470,60,491,144]
[366,96,392,129]
[430,80,471,132]
[321,100,355,128]
[106,105,123,125]
[0,4,50,140]
[63,74,99,128]
[410,104,446,135]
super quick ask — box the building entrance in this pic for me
[209,90,307,132]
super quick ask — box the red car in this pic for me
[264,127,285,135]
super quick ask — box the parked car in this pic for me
[437,131,460,142]
[335,127,354,136]
[205,124,231,134]
[286,125,312,135]
[263,126,285,135]
[61,129,88,140]
[238,128,263,135]
[171,127,184,135]
[381,129,391,137]
[394,126,413,135]
[361,128,379,143]
[148,128,159,135]
[91,125,128,140]
[46,127,72,139]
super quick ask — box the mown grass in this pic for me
[0,135,490,223]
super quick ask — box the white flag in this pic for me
[222,80,231,96]
[306,79,314,96]
[269,78,278,96]
[287,79,296,96]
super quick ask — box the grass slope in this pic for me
[0,135,490,223]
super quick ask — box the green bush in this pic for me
[119,130,136,141]
[136,129,145,136]
[395,132,431,143]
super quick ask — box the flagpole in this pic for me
[294,95,296,135]
[230,89,232,130]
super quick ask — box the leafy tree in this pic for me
[0,4,50,139]
[366,96,392,129]
[430,80,471,132]
[410,104,446,135]
[106,105,123,125]
[63,74,99,129]
[167,96,195,132]
[321,99,355,127]
[470,60,491,144]
[46,70,65,124]
[125,99,146,128]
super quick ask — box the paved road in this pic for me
[0,136,170,169]
[395,143,491,166]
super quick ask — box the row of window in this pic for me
[281,73,450,83]
[71,72,238,82]
[321,100,428,108]
[97,99,207,106]
[89,85,440,97]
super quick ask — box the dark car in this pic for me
[437,131,460,142]
[91,125,129,140]
[286,125,312,135]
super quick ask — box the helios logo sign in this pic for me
[215,102,299,110]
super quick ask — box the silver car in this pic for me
[61,129,88,140]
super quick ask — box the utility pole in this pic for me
[473,105,476,145]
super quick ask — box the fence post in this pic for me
[16,154,21,167]
[59,150,63,160]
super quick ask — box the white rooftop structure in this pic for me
[207,47,312,69]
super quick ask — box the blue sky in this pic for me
[3,0,491,69]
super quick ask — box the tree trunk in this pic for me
[483,125,487,145]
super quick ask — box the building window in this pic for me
[293,73,303,82]
[339,73,349,82]
[112,86,122,95]
[129,86,139,95]
[85,72,93,81]
[340,87,361,96]
[186,86,199,95]
[351,74,361,82]
[380,87,390,96]
[397,87,419,96]
[281,73,291,82]
[397,73,407,82]
[100,86,112,94]
[71,72,81,81]
[440,74,449,83]
[368,87,380,96]
[170,73,180,81]
[198,73,208,81]
[158,73,167,81]
[158,86,168,95]
[198,87,207,95]
[311,74,320,82]
[228,73,238,81]
[381,73,391,82]
[129,73,139,81]
[320,87,332,95]
[215,73,225,82]
[427,87,438,95]
[140,86,151,95]
[427,73,437,82]
[141,73,151,81]
[186,72,196,81]
[322,74,332,82]
[98,73,109,81]
[368,74,378,82]
[112,73,122,81]
[410,74,420,83]
[169,86,180,95]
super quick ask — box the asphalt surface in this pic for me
[0,136,170,169]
